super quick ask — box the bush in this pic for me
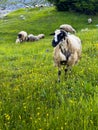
[47,0,98,15]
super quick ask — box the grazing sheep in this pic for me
[20,15,26,20]
[50,29,82,82]
[37,34,45,39]
[27,34,39,42]
[16,31,27,43]
[88,18,92,24]
[34,4,39,8]
[60,24,76,33]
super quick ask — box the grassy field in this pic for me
[0,7,98,130]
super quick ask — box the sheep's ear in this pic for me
[50,33,55,36]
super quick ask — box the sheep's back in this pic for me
[18,31,27,37]
[67,35,82,51]
[60,24,76,33]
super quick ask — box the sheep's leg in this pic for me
[58,68,61,82]
[64,65,69,74]
[65,65,71,74]
[65,68,68,73]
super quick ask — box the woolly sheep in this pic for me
[27,34,39,42]
[37,34,45,39]
[16,31,27,43]
[88,18,92,24]
[60,24,76,33]
[20,15,25,20]
[50,29,82,82]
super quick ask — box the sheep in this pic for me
[60,24,76,34]
[27,34,45,42]
[37,34,45,39]
[50,29,82,82]
[34,4,39,8]
[27,34,39,42]
[34,4,44,8]
[88,18,92,24]
[16,31,27,43]
[20,15,26,20]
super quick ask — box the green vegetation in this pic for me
[0,7,98,130]
[47,0,98,15]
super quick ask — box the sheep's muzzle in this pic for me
[52,40,59,47]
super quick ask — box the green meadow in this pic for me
[0,7,98,130]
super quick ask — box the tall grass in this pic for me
[0,7,98,130]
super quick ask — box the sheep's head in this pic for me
[18,34,22,39]
[50,29,67,47]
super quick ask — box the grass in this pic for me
[0,6,98,130]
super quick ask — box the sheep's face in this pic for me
[50,29,67,47]
[18,34,22,39]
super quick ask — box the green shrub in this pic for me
[47,0,98,15]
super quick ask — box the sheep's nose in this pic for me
[52,40,57,47]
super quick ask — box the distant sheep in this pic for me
[60,24,76,33]
[88,18,92,24]
[37,34,45,39]
[34,4,44,8]
[20,15,26,20]
[50,29,82,82]
[27,33,45,42]
[16,31,27,43]
[27,34,39,42]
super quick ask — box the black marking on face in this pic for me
[18,34,22,38]
[52,30,67,47]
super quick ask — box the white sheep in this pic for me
[20,15,26,20]
[88,18,92,24]
[50,29,82,82]
[16,31,27,43]
[60,24,76,34]
[27,34,39,42]
[37,34,45,39]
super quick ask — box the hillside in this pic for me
[0,7,98,42]
[0,7,98,130]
